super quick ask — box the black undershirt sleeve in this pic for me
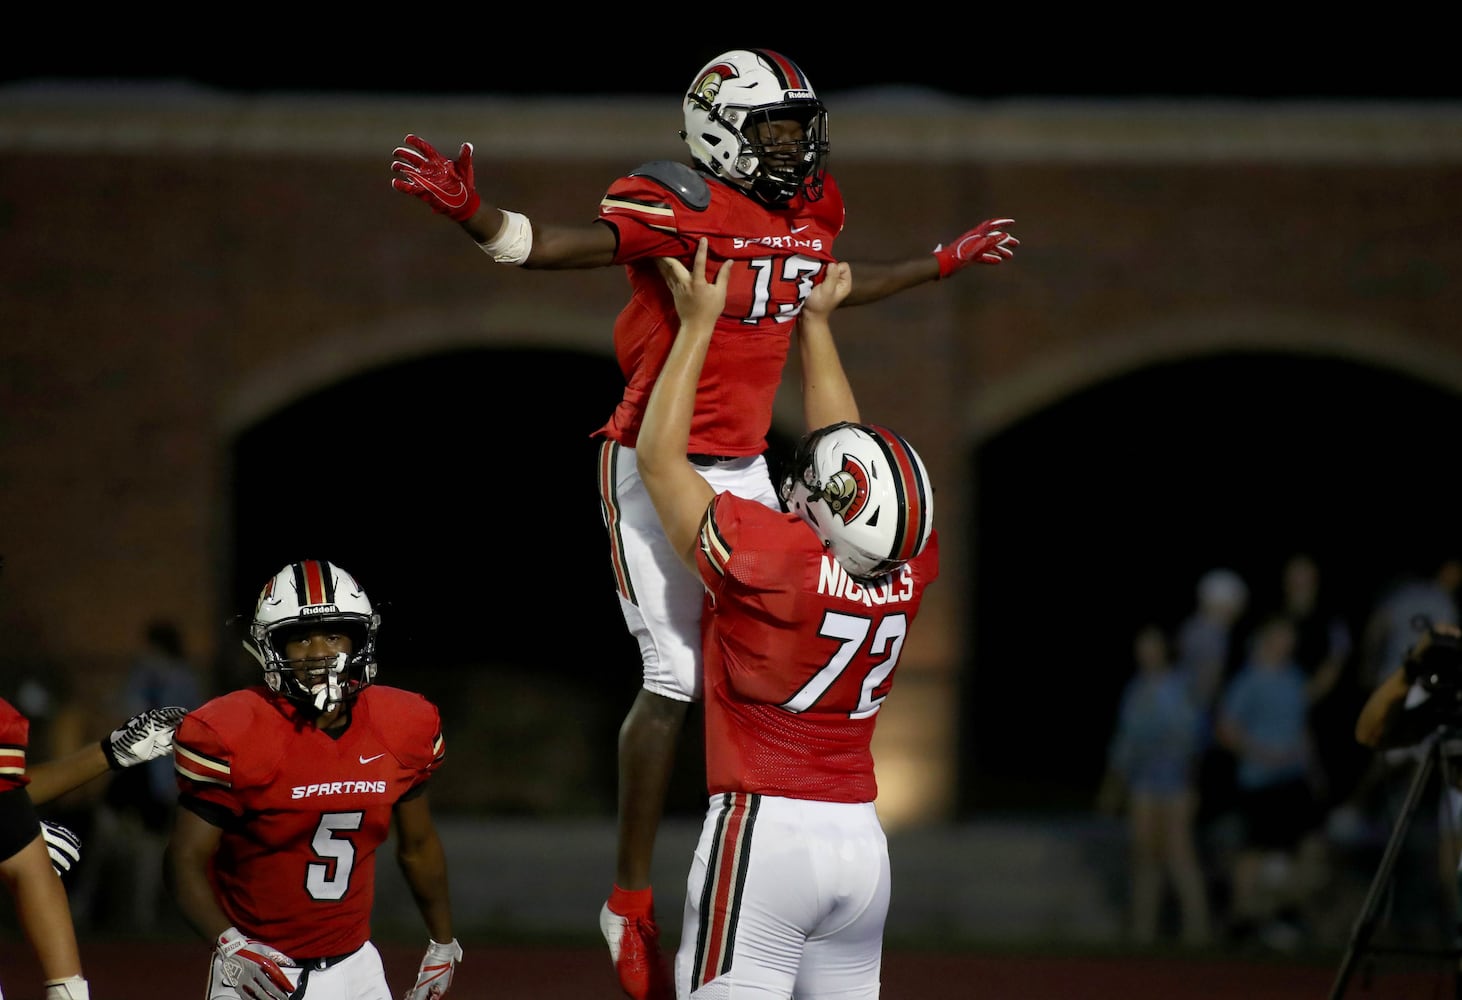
[0,785,42,862]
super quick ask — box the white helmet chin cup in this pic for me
[244,559,380,710]
[780,422,934,580]
[680,48,829,206]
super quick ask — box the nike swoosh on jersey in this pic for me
[791,224,811,234]
[359,753,386,764]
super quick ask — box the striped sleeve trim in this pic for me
[599,195,678,235]
[0,743,25,777]
[431,731,445,764]
[175,743,231,788]
[698,500,731,578]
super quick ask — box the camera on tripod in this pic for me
[1403,620,1462,712]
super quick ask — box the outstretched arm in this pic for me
[842,218,1019,307]
[638,238,728,573]
[796,262,859,430]
[28,705,187,805]
[25,744,108,806]
[391,134,616,269]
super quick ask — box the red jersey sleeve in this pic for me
[0,698,30,793]
[359,686,445,789]
[173,700,247,817]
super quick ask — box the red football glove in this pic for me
[391,134,482,223]
[932,218,1019,277]
[216,926,297,1000]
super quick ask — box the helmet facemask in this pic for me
[691,97,828,206]
[779,422,935,582]
[244,560,380,714]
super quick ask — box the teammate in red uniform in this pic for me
[641,238,938,997]
[2,696,185,1000]
[392,48,1003,998]
[164,560,460,1000]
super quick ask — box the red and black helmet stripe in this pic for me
[293,559,334,606]
[751,50,809,91]
[866,424,931,564]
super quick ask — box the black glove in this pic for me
[101,706,188,770]
[41,820,81,876]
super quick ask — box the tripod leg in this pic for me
[1330,744,1438,1000]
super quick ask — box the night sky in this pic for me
[5,32,1457,102]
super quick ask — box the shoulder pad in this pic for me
[627,161,710,212]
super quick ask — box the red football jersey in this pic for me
[173,685,444,957]
[595,166,846,455]
[0,697,29,794]
[694,494,940,802]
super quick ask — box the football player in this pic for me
[392,48,1008,999]
[164,560,461,1000]
[639,237,940,997]
[2,699,186,1000]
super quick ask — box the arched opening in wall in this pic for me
[960,351,1462,818]
[227,347,714,818]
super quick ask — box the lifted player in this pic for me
[393,48,1012,999]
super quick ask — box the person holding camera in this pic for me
[1356,623,1462,751]
[1353,621,1462,949]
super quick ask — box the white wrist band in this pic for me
[477,210,533,265]
[45,976,90,1000]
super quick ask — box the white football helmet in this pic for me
[244,559,379,712]
[680,48,829,206]
[779,422,935,581]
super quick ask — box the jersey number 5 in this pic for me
[780,610,908,719]
[307,811,363,900]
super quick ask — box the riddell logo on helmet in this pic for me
[785,89,813,100]
[301,604,338,616]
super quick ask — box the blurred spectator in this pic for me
[1176,568,1251,717]
[1174,567,1250,887]
[1097,623,1212,947]
[72,619,203,933]
[1274,552,1364,815]
[1216,615,1328,951]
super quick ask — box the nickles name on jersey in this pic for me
[291,779,388,800]
[816,557,916,606]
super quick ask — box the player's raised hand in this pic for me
[391,134,482,223]
[932,218,1019,277]
[217,926,297,1000]
[656,237,729,330]
[102,705,187,770]
[402,937,463,1000]
[803,261,852,319]
[41,820,81,877]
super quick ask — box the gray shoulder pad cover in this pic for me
[627,161,711,212]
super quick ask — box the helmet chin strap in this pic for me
[313,651,348,713]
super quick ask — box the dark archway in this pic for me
[962,352,1462,816]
